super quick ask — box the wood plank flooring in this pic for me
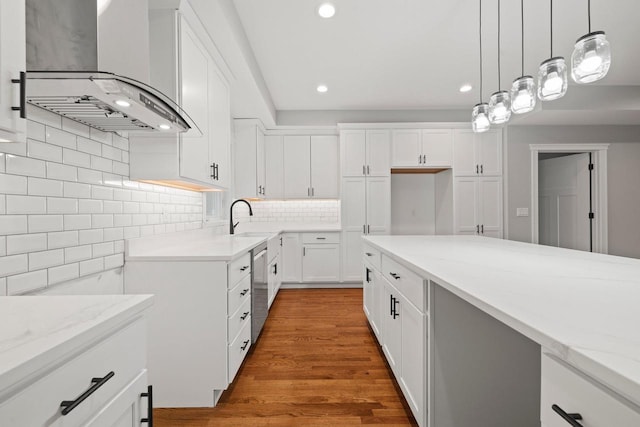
[154,288,417,426]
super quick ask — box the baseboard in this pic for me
[281,282,363,289]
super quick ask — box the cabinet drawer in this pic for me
[267,234,282,262]
[301,232,340,244]
[363,244,381,271]
[228,297,251,344]
[228,252,251,287]
[228,320,251,383]
[541,353,640,427]
[0,318,146,427]
[382,255,426,312]
[228,274,251,316]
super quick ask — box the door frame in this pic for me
[530,144,609,253]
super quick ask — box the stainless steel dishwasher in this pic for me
[251,241,268,342]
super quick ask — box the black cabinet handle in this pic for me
[11,71,26,119]
[363,165,366,175]
[240,288,249,296]
[551,404,584,427]
[240,265,249,271]
[280,237,283,246]
[60,371,115,415]
[392,297,400,319]
[365,267,371,283]
[316,237,326,240]
[141,385,153,426]
[367,165,370,174]
[481,224,484,234]
[389,272,400,280]
[210,163,215,179]
[241,340,250,351]
[390,294,394,315]
[240,311,250,320]
[476,164,479,174]
[274,263,278,275]
[365,252,373,257]
[476,224,480,234]
[480,164,484,174]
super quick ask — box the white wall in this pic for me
[276,109,468,126]
[0,106,203,296]
[506,125,640,259]
[391,174,436,235]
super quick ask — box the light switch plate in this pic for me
[516,208,529,217]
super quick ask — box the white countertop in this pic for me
[125,223,341,261]
[363,235,640,407]
[0,294,153,398]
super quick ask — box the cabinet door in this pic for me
[264,135,284,199]
[341,178,367,282]
[0,0,26,142]
[363,264,382,340]
[382,279,402,377]
[477,129,502,176]
[233,123,258,198]
[281,233,301,282]
[268,259,277,308]
[85,371,148,427]
[209,67,230,189]
[310,135,339,198]
[421,129,453,167]
[302,244,340,282]
[400,297,426,423]
[341,130,366,176]
[179,18,210,183]
[366,177,391,234]
[366,130,391,176]
[453,130,478,176]
[283,136,311,198]
[256,129,266,194]
[454,177,479,235]
[392,129,421,167]
[478,177,503,238]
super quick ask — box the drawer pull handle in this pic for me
[241,340,250,351]
[60,371,115,415]
[551,404,584,427]
[240,266,249,271]
[240,289,250,296]
[316,237,326,240]
[141,385,153,426]
[365,252,373,257]
[240,311,250,320]
[389,272,400,280]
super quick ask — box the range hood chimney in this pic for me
[25,0,197,134]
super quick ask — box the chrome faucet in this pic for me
[229,199,253,234]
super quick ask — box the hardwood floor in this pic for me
[154,288,417,426]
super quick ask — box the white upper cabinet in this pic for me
[0,0,26,143]
[234,119,265,199]
[341,130,390,177]
[310,135,339,198]
[454,176,503,238]
[283,135,311,198]
[392,129,452,168]
[453,129,502,176]
[283,134,339,199]
[264,135,284,199]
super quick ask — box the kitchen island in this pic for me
[363,235,640,427]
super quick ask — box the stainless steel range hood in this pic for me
[25,0,197,134]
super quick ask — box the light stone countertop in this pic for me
[0,294,153,399]
[363,235,640,407]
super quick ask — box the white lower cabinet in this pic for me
[365,247,428,426]
[541,353,640,427]
[282,233,302,282]
[282,232,341,283]
[268,253,282,308]
[454,176,503,238]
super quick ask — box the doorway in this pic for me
[530,144,609,254]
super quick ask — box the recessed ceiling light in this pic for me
[115,99,131,107]
[316,85,328,93]
[318,3,336,18]
[459,84,473,93]
[159,124,171,130]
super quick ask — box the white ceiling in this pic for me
[231,0,640,124]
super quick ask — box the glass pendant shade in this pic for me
[472,103,490,133]
[571,31,611,83]
[537,57,568,101]
[510,75,536,114]
[488,91,511,124]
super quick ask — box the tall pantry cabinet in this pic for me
[340,129,391,281]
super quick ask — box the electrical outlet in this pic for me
[516,208,529,217]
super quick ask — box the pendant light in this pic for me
[510,0,536,114]
[488,0,511,124]
[538,0,567,101]
[571,0,611,83]
[472,0,490,133]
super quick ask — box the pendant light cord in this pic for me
[521,0,524,76]
[550,0,553,57]
[497,0,501,90]
[479,0,483,103]
[588,0,592,32]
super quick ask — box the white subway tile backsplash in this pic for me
[91,186,114,200]
[0,216,28,235]
[28,139,62,162]
[0,237,5,256]
[28,176,63,196]
[123,201,140,213]
[123,226,140,239]
[104,253,124,270]
[91,155,112,172]
[6,155,46,177]
[47,197,78,214]
[114,240,124,253]
[78,167,103,185]
[101,145,121,161]
[61,118,90,138]
[113,161,129,176]
[0,278,6,296]
[27,105,61,128]
[29,249,64,270]
[131,214,147,226]
[103,200,123,213]
[46,127,76,149]
[63,182,91,198]
[102,173,122,187]
[91,214,113,228]
[89,128,112,145]
[0,141,27,156]
[6,195,46,214]
[112,134,128,151]
[79,229,104,245]
[0,195,4,214]
[7,233,47,255]
[48,263,79,285]
[48,231,79,249]
[79,257,104,277]
[114,214,132,227]
[27,120,46,141]
[92,242,114,257]
[0,173,27,194]
[103,227,124,242]
[78,199,103,214]
[65,245,92,263]
[63,148,91,168]
[76,136,102,156]
[29,215,63,232]
[7,270,47,295]
[0,254,28,277]
[131,190,147,202]
[46,162,77,181]
[113,188,131,201]
[64,214,92,230]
